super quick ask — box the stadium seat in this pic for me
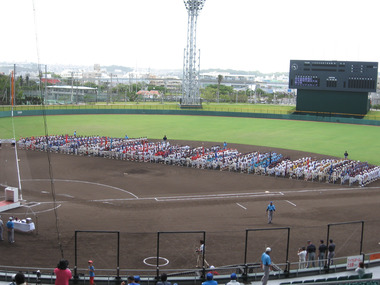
[303,280,314,283]
[315,278,326,283]
[292,281,303,284]
[362,272,373,279]
[337,275,348,280]
[349,274,359,280]
[326,277,337,282]
[279,283,291,285]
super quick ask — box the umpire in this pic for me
[266,201,276,224]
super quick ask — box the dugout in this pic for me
[289,60,378,116]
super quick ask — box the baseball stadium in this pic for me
[2,0,380,283]
[1,104,380,285]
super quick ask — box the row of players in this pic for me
[18,135,380,186]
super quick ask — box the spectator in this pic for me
[14,273,26,285]
[226,273,240,285]
[318,240,327,267]
[261,247,272,285]
[202,273,217,285]
[121,276,135,285]
[7,217,15,244]
[134,276,140,284]
[306,240,316,268]
[297,247,307,269]
[54,259,72,285]
[355,261,365,278]
[156,273,171,285]
[209,265,219,275]
[328,239,336,266]
[0,215,4,241]
[88,260,95,285]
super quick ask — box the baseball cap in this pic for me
[88,260,93,263]
[230,273,237,280]
[134,276,140,282]
[206,273,213,280]
[266,247,272,252]
[9,217,13,220]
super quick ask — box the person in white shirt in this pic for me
[355,261,365,278]
[226,273,240,285]
[297,247,307,269]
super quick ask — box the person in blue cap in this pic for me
[226,273,240,285]
[134,276,140,284]
[202,273,217,285]
[266,201,276,224]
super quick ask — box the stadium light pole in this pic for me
[181,0,205,108]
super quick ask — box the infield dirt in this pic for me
[1,141,379,273]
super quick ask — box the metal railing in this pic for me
[1,252,380,284]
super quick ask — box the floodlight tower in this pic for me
[181,0,206,108]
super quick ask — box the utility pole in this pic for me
[110,73,113,103]
[45,65,48,104]
[71,72,74,103]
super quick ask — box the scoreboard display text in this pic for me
[289,60,378,92]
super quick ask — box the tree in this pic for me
[217,74,223,103]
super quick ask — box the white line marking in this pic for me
[22,178,139,198]
[58,194,74,198]
[236,203,247,210]
[285,200,297,207]
[155,192,282,202]
[5,203,62,214]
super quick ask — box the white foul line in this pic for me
[236,203,247,210]
[22,178,139,198]
[285,200,297,207]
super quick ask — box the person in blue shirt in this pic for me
[261,247,272,285]
[88,260,95,285]
[6,217,15,244]
[202,273,217,285]
[266,201,276,224]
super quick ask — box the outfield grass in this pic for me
[1,114,379,165]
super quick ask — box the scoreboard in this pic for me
[289,60,378,93]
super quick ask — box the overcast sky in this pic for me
[1,0,379,73]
